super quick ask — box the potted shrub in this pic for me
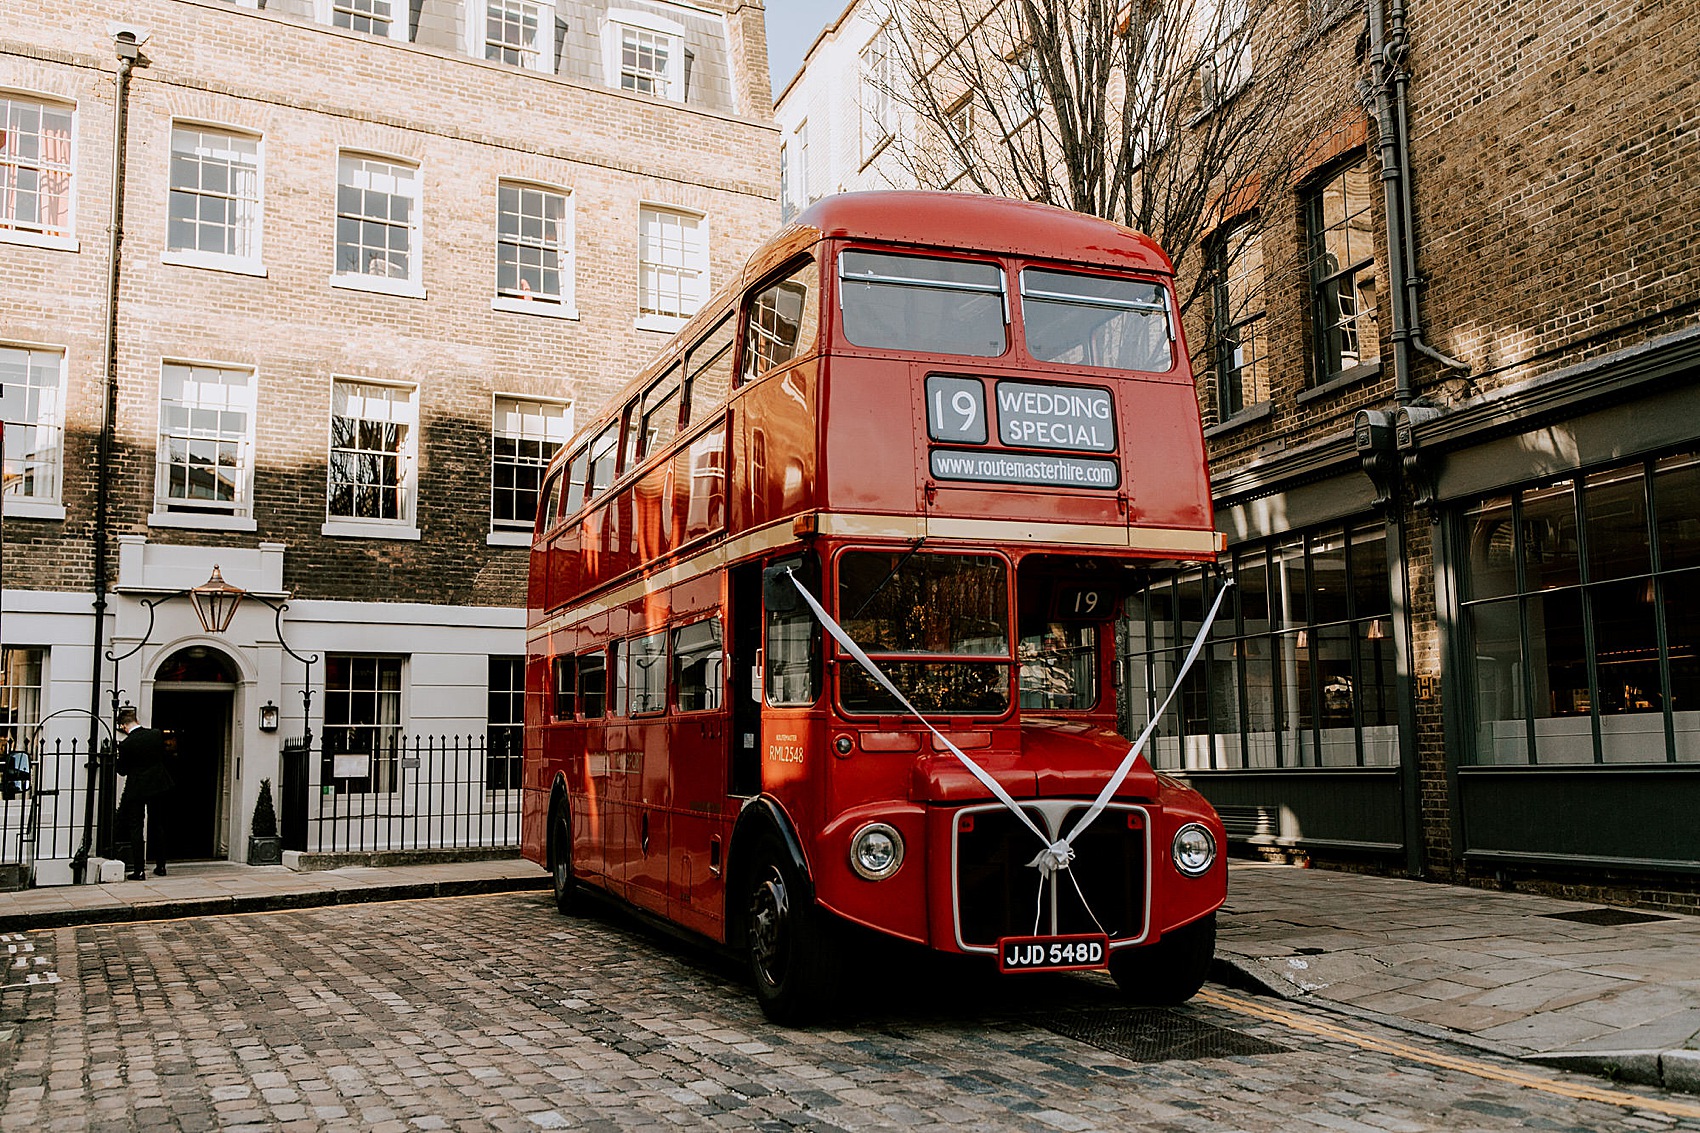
[248,778,283,866]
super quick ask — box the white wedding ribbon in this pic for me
[785,570,1232,907]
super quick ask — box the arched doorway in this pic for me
[150,645,239,861]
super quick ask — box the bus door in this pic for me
[758,555,822,800]
[667,614,728,937]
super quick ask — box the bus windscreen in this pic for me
[839,251,1007,357]
[1021,268,1172,373]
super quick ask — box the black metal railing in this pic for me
[0,738,99,869]
[285,733,522,855]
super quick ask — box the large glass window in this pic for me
[835,550,1011,715]
[328,379,415,523]
[1209,219,1267,416]
[0,344,65,503]
[839,251,1006,357]
[168,126,261,264]
[1306,157,1380,385]
[496,182,571,306]
[335,154,419,284]
[1128,522,1395,770]
[322,654,402,792]
[1019,625,1098,710]
[486,656,523,790]
[621,631,667,716]
[156,362,254,515]
[638,206,706,324]
[686,317,735,423]
[766,556,821,707]
[0,96,73,239]
[0,647,44,752]
[1021,268,1172,372]
[482,0,553,70]
[491,396,569,530]
[1461,451,1698,765]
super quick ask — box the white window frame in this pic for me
[323,376,421,540]
[860,23,897,163]
[315,0,410,42]
[0,340,67,519]
[492,179,577,319]
[489,394,571,545]
[635,203,707,333]
[795,121,810,205]
[162,123,265,277]
[149,360,258,532]
[603,10,686,102]
[331,151,425,299]
[0,92,77,253]
[469,0,557,73]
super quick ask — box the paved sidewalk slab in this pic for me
[0,857,549,931]
[1213,860,1700,1093]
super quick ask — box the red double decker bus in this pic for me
[521,191,1228,1023]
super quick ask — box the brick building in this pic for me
[780,0,1700,908]
[0,0,775,873]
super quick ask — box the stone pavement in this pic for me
[1214,860,1700,1094]
[1,855,1697,1095]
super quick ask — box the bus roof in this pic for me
[790,191,1175,276]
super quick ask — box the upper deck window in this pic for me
[839,251,1006,357]
[1020,268,1172,373]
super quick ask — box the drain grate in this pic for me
[1032,1007,1289,1063]
[1539,908,1673,927]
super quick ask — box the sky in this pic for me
[765,1,848,98]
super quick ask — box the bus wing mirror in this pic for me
[763,565,803,614]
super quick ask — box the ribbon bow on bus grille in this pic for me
[786,570,1232,936]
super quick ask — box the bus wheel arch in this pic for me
[728,798,837,1024]
[547,778,584,916]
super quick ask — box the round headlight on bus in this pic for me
[849,823,904,880]
[1171,823,1217,877]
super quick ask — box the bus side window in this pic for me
[673,618,723,712]
[536,472,562,536]
[563,447,589,516]
[640,364,683,460]
[578,650,607,717]
[742,258,818,384]
[765,554,821,707]
[586,422,619,499]
[552,654,577,719]
[684,314,735,426]
[628,630,667,715]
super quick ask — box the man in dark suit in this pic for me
[114,706,174,880]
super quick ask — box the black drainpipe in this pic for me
[1365,0,1469,406]
[73,30,141,883]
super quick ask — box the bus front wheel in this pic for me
[744,835,836,1025]
[549,800,584,916]
[1108,913,1216,1005]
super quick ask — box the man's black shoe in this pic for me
[125,872,145,881]
[152,864,167,877]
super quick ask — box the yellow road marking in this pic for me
[1197,986,1700,1120]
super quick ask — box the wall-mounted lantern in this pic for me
[258,701,280,733]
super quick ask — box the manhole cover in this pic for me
[1033,1007,1289,1063]
[1539,908,1673,927]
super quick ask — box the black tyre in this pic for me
[1108,912,1216,1005]
[549,799,585,916]
[744,834,837,1025]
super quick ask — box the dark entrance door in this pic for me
[150,689,232,862]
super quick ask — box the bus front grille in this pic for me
[953,804,1149,949]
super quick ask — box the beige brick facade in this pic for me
[0,0,775,867]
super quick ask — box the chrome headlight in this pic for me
[849,822,904,880]
[1171,823,1217,877]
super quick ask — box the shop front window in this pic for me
[1460,450,1698,765]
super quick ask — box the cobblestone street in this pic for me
[2,891,1697,1132]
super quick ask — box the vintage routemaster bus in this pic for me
[521,191,1228,1023]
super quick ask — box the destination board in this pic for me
[995,381,1115,452]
